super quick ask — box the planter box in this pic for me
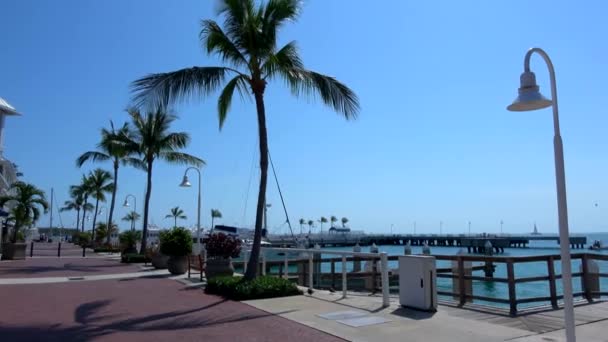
[167,256,188,275]
[1,243,27,260]
[206,257,235,279]
[151,253,169,269]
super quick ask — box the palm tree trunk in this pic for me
[76,208,80,232]
[174,216,177,228]
[106,162,119,244]
[244,89,269,280]
[140,160,153,254]
[92,198,100,241]
[211,216,214,230]
[81,196,88,233]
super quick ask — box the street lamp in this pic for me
[180,167,202,254]
[507,47,575,341]
[98,205,108,224]
[122,194,137,231]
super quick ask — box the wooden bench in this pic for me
[188,254,205,281]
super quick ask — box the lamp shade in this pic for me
[122,200,129,207]
[179,175,192,187]
[507,71,552,112]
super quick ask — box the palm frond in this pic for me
[124,157,147,171]
[262,40,303,79]
[160,152,205,167]
[160,132,190,150]
[261,0,301,49]
[201,19,248,68]
[285,69,360,119]
[131,67,230,109]
[76,151,111,167]
[218,75,250,129]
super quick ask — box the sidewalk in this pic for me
[0,257,140,279]
[244,289,608,342]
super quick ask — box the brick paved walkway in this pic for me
[0,277,345,342]
[0,257,140,278]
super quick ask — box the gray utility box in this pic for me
[398,255,437,312]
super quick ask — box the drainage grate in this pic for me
[68,277,85,281]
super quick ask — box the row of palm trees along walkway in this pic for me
[6,0,358,282]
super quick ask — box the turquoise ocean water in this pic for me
[312,232,608,308]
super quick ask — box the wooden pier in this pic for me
[267,233,588,252]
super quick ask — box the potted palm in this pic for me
[205,233,241,279]
[160,227,192,275]
[150,230,170,269]
[119,230,140,254]
[0,182,48,260]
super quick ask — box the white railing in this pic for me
[242,247,391,307]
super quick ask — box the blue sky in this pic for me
[1,0,607,234]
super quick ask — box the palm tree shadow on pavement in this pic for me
[0,298,298,341]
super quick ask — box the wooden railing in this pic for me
[428,253,608,315]
[235,250,608,315]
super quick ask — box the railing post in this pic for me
[581,254,592,302]
[547,255,558,308]
[342,254,347,298]
[507,258,517,316]
[331,260,336,289]
[30,241,34,257]
[308,252,314,291]
[380,252,390,307]
[458,256,465,306]
[262,253,266,276]
[243,251,248,274]
[82,246,86,257]
[284,252,289,279]
[57,242,61,258]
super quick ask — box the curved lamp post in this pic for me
[507,47,575,341]
[180,167,202,254]
[122,194,137,231]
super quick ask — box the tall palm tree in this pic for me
[341,217,349,228]
[307,219,314,235]
[60,195,92,232]
[165,206,187,228]
[76,121,142,244]
[0,182,48,242]
[131,0,359,279]
[87,169,114,240]
[330,216,338,228]
[211,209,222,229]
[95,222,118,243]
[298,218,305,235]
[318,216,328,234]
[71,175,93,233]
[121,109,204,254]
[122,211,140,231]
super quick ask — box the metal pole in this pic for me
[524,47,575,342]
[284,253,289,279]
[49,188,53,239]
[196,168,202,255]
[342,254,347,298]
[380,252,390,307]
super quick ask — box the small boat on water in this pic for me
[589,240,608,250]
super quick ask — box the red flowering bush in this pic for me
[205,233,242,259]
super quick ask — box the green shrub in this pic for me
[94,246,121,253]
[160,227,192,256]
[76,232,91,247]
[120,253,150,263]
[205,276,303,300]
[119,230,141,252]
[15,231,25,242]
